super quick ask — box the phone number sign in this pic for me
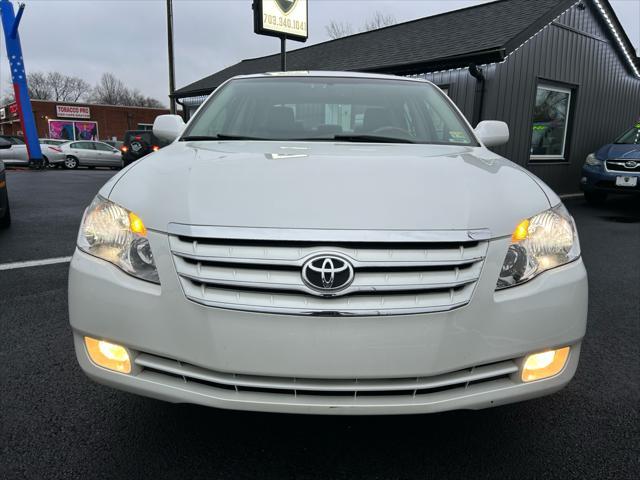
[254,0,308,42]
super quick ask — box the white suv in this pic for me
[68,72,587,415]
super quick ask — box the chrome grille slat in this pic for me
[169,229,488,316]
[135,353,517,393]
[172,251,484,268]
[181,282,475,316]
[170,237,488,264]
[174,256,482,295]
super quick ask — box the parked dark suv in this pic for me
[121,130,168,166]
[580,122,640,204]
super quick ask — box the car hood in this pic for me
[105,141,553,238]
[597,143,640,160]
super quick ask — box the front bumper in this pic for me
[69,233,588,415]
[581,165,640,194]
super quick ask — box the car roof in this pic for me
[226,70,434,85]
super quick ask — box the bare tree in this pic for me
[325,11,398,39]
[48,72,91,102]
[325,20,354,40]
[91,72,164,108]
[26,71,91,102]
[362,11,397,31]
[27,72,52,100]
[1,91,14,105]
[91,72,130,105]
[6,70,164,108]
[126,88,165,108]
[142,97,164,108]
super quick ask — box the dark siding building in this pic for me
[174,0,640,194]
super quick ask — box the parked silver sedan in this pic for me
[0,135,67,167]
[59,140,123,169]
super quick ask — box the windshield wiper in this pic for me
[332,134,415,144]
[181,134,416,143]
[180,134,266,141]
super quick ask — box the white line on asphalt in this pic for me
[0,256,72,271]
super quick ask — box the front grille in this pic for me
[606,160,640,172]
[169,226,489,316]
[135,352,517,399]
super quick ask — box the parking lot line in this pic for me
[0,256,72,271]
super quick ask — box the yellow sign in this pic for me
[255,0,308,41]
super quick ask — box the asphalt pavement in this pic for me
[1,169,638,480]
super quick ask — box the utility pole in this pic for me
[166,0,176,114]
[280,36,286,71]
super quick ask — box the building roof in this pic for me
[175,0,639,98]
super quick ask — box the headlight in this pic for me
[496,204,580,290]
[584,153,601,166]
[78,195,160,283]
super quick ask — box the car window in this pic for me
[73,142,94,150]
[184,77,477,146]
[3,136,24,145]
[125,132,152,144]
[614,124,640,145]
[94,142,114,152]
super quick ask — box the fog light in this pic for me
[84,337,131,374]
[522,347,570,382]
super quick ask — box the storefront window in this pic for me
[530,84,572,160]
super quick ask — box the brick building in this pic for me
[0,100,168,141]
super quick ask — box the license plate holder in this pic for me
[616,176,638,187]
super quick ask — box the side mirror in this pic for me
[0,138,11,150]
[153,114,185,142]
[474,121,509,147]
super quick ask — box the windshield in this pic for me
[614,123,640,145]
[183,77,478,145]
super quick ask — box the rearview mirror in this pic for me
[474,121,509,147]
[153,114,186,142]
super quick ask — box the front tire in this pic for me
[585,191,607,206]
[64,156,79,169]
[0,201,10,229]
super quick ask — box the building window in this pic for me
[530,84,572,161]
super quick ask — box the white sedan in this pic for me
[69,72,587,415]
[59,140,123,169]
[0,135,67,167]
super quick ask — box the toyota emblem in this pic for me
[302,255,355,295]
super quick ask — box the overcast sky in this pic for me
[3,0,639,105]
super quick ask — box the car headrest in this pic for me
[363,108,393,132]
[267,106,296,132]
